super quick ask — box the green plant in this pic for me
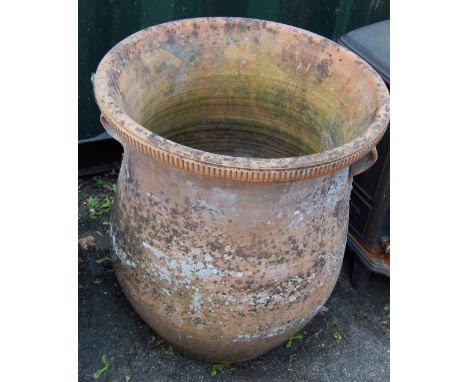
[332,332,342,342]
[286,332,305,348]
[86,196,114,218]
[103,181,117,192]
[101,197,112,209]
[93,354,109,379]
[156,344,173,358]
[87,196,100,218]
[379,320,389,327]
[210,362,229,377]
[96,257,112,265]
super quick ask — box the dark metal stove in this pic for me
[339,20,390,288]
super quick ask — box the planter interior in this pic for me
[105,18,383,160]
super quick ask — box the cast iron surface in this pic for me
[338,20,389,83]
[348,233,389,277]
[78,171,390,381]
[339,20,390,279]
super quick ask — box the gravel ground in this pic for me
[79,170,390,382]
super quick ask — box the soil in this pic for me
[78,167,390,382]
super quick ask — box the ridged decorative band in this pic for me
[101,113,386,183]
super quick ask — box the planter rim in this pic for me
[94,17,390,183]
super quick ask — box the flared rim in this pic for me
[93,17,390,182]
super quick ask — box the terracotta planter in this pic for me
[93,17,389,362]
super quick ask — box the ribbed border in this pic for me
[102,112,386,183]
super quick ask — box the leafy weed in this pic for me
[210,362,229,377]
[86,196,113,219]
[93,354,109,379]
[96,257,112,265]
[332,331,342,342]
[286,332,305,348]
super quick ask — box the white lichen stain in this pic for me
[267,264,289,283]
[124,163,130,181]
[160,287,171,296]
[232,298,328,343]
[190,288,202,317]
[253,292,270,306]
[211,187,237,204]
[109,225,136,268]
[142,242,221,286]
[219,263,323,308]
[289,209,305,228]
[179,262,194,277]
[190,198,224,221]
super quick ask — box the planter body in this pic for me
[94,17,389,362]
[110,147,349,361]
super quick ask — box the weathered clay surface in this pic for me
[110,148,350,361]
[93,17,390,362]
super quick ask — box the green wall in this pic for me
[78,0,389,140]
